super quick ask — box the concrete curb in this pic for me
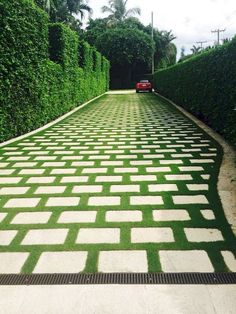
[155,92,236,235]
[0,93,105,148]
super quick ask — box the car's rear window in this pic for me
[140,80,149,83]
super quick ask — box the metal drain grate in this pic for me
[0,272,236,285]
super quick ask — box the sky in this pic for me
[84,0,236,58]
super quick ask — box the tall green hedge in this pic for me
[154,38,236,146]
[0,0,109,142]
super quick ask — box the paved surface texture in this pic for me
[0,93,235,274]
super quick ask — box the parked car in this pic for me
[136,80,152,93]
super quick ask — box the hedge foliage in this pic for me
[154,38,236,146]
[0,0,109,142]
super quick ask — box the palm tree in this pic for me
[67,0,92,19]
[101,0,141,25]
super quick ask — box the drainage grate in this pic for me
[0,272,235,285]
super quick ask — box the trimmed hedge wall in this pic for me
[0,0,109,142]
[154,38,236,146]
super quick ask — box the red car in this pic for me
[136,80,152,93]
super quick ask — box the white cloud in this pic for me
[86,0,236,57]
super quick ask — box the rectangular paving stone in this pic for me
[200,210,215,220]
[0,169,15,175]
[153,210,190,221]
[46,197,80,207]
[160,160,183,165]
[0,253,29,274]
[11,212,52,224]
[88,196,120,206]
[0,213,7,222]
[51,169,76,174]
[0,187,30,195]
[42,162,66,167]
[130,196,164,205]
[34,186,66,194]
[221,251,236,272]
[190,159,214,163]
[58,211,97,223]
[173,195,208,204]
[106,210,142,222]
[130,161,153,166]
[131,227,174,243]
[13,162,38,168]
[187,184,209,191]
[82,168,107,174]
[184,228,224,242]
[21,229,68,245]
[95,176,123,182]
[130,175,157,182]
[110,185,140,193]
[33,251,88,273]
[148,184,178,192]
[61,156,83,160]
[4,198,41,208]
[19,169,45,175]
[114,168,138,173]
[61,176,89,183]
[0,230,18,245]
[0,163,9,168]
[72,185,103,193]
[179,166,204,172]
[146,167,171,173]
[0,177,22,184]
[76,228,120,244]
[27,177,56,184]
[159,250,214,272]
[143,154,164,159]
[165,175,193,181]
[98,250,148,273]
[101,161,123,166]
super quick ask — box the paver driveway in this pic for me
[0,93,235,274]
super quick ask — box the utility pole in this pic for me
[196,41,207,49]
[211,29,226,45]
[151,11,155,75]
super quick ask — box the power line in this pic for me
[211,29,226,45]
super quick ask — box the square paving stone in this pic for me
[58,211,97,223]
[173,195,208,204]
[46,197,80,207]
[0,230,18,245]
[131,227,174,243]
[159,250,214,272]
[221,251,236,272]
[4,198,41,208]
[0,187,30,195]
[21,229,68,245]
[130,196,164,205]
[33,251,88,273]
[88,196,120,206]
[72,185,103,193]
[110,185,140,193]
[76,228,120,244]
[106,210,142,222]
[0,253,29,274]
[11,212,52,224]
[98,251,148,273]
[153,210,190,221]
[148,184,178,192]
[184,228,224,242]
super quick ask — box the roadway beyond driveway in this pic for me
[0,92,235,275]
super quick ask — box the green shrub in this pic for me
[0,0,109,142]
[154,38,236,146]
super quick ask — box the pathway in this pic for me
[0,92,235,274]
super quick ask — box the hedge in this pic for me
[154,38,236,146]
[0,0,109,142]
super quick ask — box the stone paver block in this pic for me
[72,186,103,193]
[4,198,41,208]
[179,166,204,172]
[173,195,208,204]
[0,230,18,245]
[106,210,142,222]
[35,186,66,194]
[187,184,209,191]
[153,210,190,221]
[95,176,122,182]
[46,197,80,207]
[130,175,157,182]
[130,196,163,205]
[76,228,120,244]
[0,187,30,195]
[184,228,224,242]
[159,250,214,272]
[110,185,140,193]
[114,168,138,173]
[11,212,52,224]
[21,229,68,245]
[51,169,76,174]
[148,184,178,192]
[98,251,148,273]
[20,169,45,175]
[27,177,56,184]
[221,251,236,272]
[131,227,174,243]
[33,251,88,273]
[146,167,171,173]
[82,168,107,174]
[165,175,193,181]
[0,177,22,184]
[61,176,89,183]
[0,213,7,223]
[0,253,29,274]
[58,211,97,223]
[200,210,215,220]
[88,196,120,206]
